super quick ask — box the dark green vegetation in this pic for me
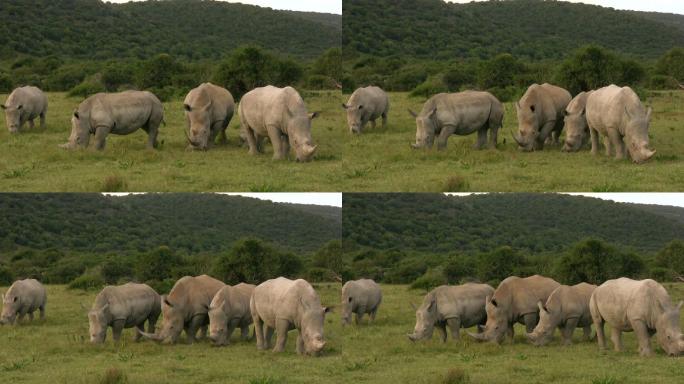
[1,283,682,383]
[341,194,684,289]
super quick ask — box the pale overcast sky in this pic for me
[106,0,342,14]
[224,193,342,207]
[447,0,684,14]
[447,193,684,208]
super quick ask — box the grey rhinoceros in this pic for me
[562,91,592,152]
[341,279,382,326]
[184,83,235,150]
[586,85,656,163]
[2,86,48,133]
[513,83,571,151]
[408,283,494,342]
[139,275,224,344]
[88,283,161,343]
[590,278,684,356]
[526,282,596,346]
[208,283,255,346]
[251,277,331,355]
[409,91,503,150]
[238,86,318,162]
[60,91,164,150]
[467,275,560,344]
[0,279,46,325]
[342,86,390,134]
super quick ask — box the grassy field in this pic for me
[0,91,346,192]
[1,283,682,384]
[341,91,684,192]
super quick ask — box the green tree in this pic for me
[478,53,524,89]
[477,246,527,284]
[136,54,182,89]
[656,47,684,83]
[655,239,684,277]
[211,238,301,284]
[312,240,344,275]
[553,238,645,284]
[311,47,342,84]
[135,246,181,282]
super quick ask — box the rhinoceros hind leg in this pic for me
[253,315,266,350]
[264,325,275,349]
[610,327,624,352]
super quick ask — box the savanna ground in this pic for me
[342,91,684,192]
[1,283,682,384]
[0,91,346,192]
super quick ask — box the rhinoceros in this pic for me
[526,282,596,346]
[2,86,48,133]
[208,283,255,346]
[513,83,571,151]
[60,91,164,150]
[562,91,592,152]
[251,277,331,355]
[341,279,382,326]
[467,275,560,344]
[139,275,224,344]
[239,86,318,162]
[409,91,503,150]
[586,85,656,163]
[88,283,161,343]
[342,86,390,134]
[408,283,494,342]
[590,278,684,356]
[184,83,235,150]
[1,279,46,325]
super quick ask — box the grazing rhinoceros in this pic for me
[238,86,318,162]
[513,83,572,151]
[590,278,684,356]
[562,91,592,152]
[409,91,503,150]
[526,282,596,346]
[586,85,656,163]
[60,91,164,150]
[208,283,255,346]
[88,283,161,343]
[342,86,390,134]
[0,279,46,325]
[467,275,560,344]
[139,275,224,344]
[2,86,48,133]
[251,277,331,355]
[341,279,382,326]
[184,83,235,150]
[408,283,494,342]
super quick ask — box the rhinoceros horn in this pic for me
[137,328,162,341]
[407,333,418,342]
[184,130,202,148]
[467,330,487,341]
[510,127,524,147]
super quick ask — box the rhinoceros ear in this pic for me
[308,112,320,120]
[427,108,437,118]
[73,111,80,120]
[515,101,521,111]
[183,104,192,112]
[17,105,22,110]
[341,104,349,110]
[580,108,586,116]
[323,306,333,314]
[358,105,363,110]
[348,297,352,303]
[676,301,683,312]
[0,105,6,110]
[163,296,174,308]
[646,107,653,121]
[529,105,535,113]
[407,109,418,118]
[427,299,436,312]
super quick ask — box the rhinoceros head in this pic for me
[207,299,228,346]
[0,293,19,325]
[467,295,508,344]
[59,111,91,150]
[288,113,318,162]
[526,301,556,346]
[341,295,353,326]
[88,304,109,343]
[342,103,363,134]
[655,300,684,357]
[562,109,588,152]
[407,297,437,342]
[624,107,656,164]
[140,295,184,344]
[1,104,22,133]
[514,102,540,152]
[184,101,212,150]
[299,300,330,356]
[409,108,436,149]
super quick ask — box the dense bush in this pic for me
[553,239,646,285]
[68,272,105,290]
[410,268,447,291]
[655,47,684,84]
[654,240,684,277]
[135,246,184,283]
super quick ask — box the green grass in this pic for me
[340,91,684,192]
[1,283,682,383]
[0,91,346,192]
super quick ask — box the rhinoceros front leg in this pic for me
[240,323,251,341]
[296,333,305,355]
[446,317,461,341]
[590,127,601,156]
[582,325,593,341]
[381,113,388,129]
[355,306,366,325]
[111,320,125,342]
[606,129,626,160]
[93,125,111,151]
[436,125,455,150]
[28,119,35,130]
[561,317,580,345]
[225,318,240,345]
[630,320,653,357]
[436,322,447,343]
[475,127,487,150]
[28,311,34,321]
[40,112,46,129]
[266,125,286,161]
[273,319,290,353]
[185,316,205,344]
[523,313,539,333]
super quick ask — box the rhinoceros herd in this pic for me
[2,275,682,357]
[344,83,658,164]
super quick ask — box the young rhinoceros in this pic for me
[342,86,390,134]
[207,283,255,346]
[251,277,331,356]
[88,283,161,343]
[239,85,319,162]
[341,279,382,326]
[139,275,224,344]
[526,283,596,346]
[0,279,46,325]
[590,278,684,356]
[561,91,592,152]
[409,91,503,150]
[183,83,235,150]
[60,90,164,150]
[2,86,48,133]
[586,85,656,163]
[468,275,561,344]
[408,283,494,342]
[513,83,571,151]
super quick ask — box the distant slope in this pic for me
[343,0,684,60]
[0,194,341,254]
[631,203,684,226]
[343,193,684,254]
[633,11,684,34]
[0,0,341,61]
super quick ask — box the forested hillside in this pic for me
[0,194,341,254]
[0,0,341,60]
[343,0,684,60]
